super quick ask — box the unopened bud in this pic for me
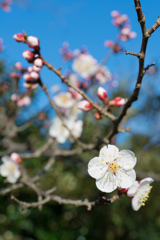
[97,87,108,102]
[22,50,34,61]
[13,33,25,42]
[111,10,120,18]
[94,112,103,120]
[30,71,39,80]
[77,100,93,112]
[27,36,40,50]
[10,153,22,163]
[32,65,41,72]
[109,97,126,107]
[23,73,31,81]
[34,58,43,68]
[15,62,22,71]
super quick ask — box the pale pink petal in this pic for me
[99,145,119,162]
[88,157,106,179]
[132,195,140,211]
[139,177,154,187]
[117,150,137,170]
[96,172,118,193]
[0,165,9,176]
[127,181,139,197]
[7,175,18,184]
[117,169,136,188]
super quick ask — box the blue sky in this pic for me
[1,0,160,75]
[1,0,160,143]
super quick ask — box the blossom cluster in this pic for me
[49,90,83,143]
[0,153,21,183]
[13,33,43,89]
[0,0,11,12]
[77,87,126,119]
[60,44,113,86]
[88,144,154,211]
[105,10,136,53]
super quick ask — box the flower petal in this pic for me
[140,177,154,187]
[13,169,21,179]
[88,157,106,179]
[99,144,119,162]
[117,169,136,188]
[127,181,139,197]
[96,172,118,193]
[0,165,10,176]
[7,175,17,183]
[117,150,137,170]
[132,195,141,211]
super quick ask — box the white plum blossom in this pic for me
[88,145,137,193]
[72,53,97,78]
[68,73,79,87]
[49,117,83,143]
[95,65,112,84]
[0,156,21,183]
[54,92,76,109]
[127,178,154,211]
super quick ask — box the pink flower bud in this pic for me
[104,40,114,48]
[111,10,120,18]
[34,58,43,68]
[97,87,108,101]
[13,33,25,42]
[28,66,33,72]
[22,50,34,61]
[10,72,18,79]
[23,82,38,89]
[77,100,93,112]
[10,153,22,163]
[121,26,131,35]
[23,73,31,81]
[120,14,129,23]
[129,31,137,39]
[68,88,83,100]
[32,65,41,72]
[15,62,22,71]
[27,36,40,50]
[17,96,31,107]
[30,71,39,80]
[109,97,126,107]
[94,112,102,120]
[11,93,19,101]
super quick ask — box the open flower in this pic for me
[54,92,76,109]
[127,178,154,211]
[49,117,83,143]
[88,144,136,193]
[72,54,97,78]
[0,156,21,183]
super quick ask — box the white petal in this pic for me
[132,195,141,211]
[1,156,11,163]
[0,165,10,177]
[140,177,154,187]
[99,145,119,162]
[57,134,69,143]
[117,150,137,170]
[88,157,106,179]
[117,169,136,188]
[7,175,17,183]
[13,169,21,179]
[127,181,139,197]
[96,172,118,193]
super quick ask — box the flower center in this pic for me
[139,185,153,207]
[60,95,68,103]
[107,161,119,173]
